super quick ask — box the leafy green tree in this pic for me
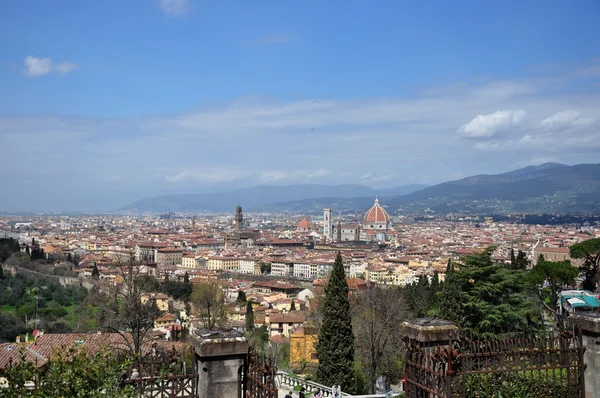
[439,247,538,336]
[570,238,600,291]
[92,264,100,279]
[260,261,271,274]
[316,252,357,393]
[290,299,296,311]
[527,260,578,327]
[245,301,254,331]
[3,346,135,397]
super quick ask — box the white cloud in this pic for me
[165,170,245,183]
[542,110,580,126]
[23,56,79,78]
[306,169,330,178]
[3,58,600,211]
[542,110,596,128]
[458,109,527,138]
[361,172,396,182]
[54,62,79,75]
[159,0,193,17]
[259,169,331,182]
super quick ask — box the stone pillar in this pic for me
[401,318,458,348]
[192,329,248,398]
[569,315,600,398]
[401,319,458,397]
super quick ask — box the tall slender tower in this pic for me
[235,205,243,234]
[323,208,332,240]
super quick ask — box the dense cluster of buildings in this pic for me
[2,199,598,370]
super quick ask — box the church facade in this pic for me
[326,198,393,243]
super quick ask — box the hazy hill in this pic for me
[119,184,428,213]
[261,163,600,215]
[389,163,600,214]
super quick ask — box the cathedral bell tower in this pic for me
[323,208,333,241]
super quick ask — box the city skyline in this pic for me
[2,0,600,212]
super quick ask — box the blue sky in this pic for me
[1,0,600,212]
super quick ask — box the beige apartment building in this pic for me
[239,258,261,274]
[181,253,207,269]
[156,248,183,268]
[207,256,240,272]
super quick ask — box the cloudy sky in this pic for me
[1,0,600,212]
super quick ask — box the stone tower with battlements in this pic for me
[235,205,243,234]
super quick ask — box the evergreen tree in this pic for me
[245,301,254,331]
[25,245,30,256]
[316,252,356,392]
[290,299,296,311]
[527,259,578,326]
[91,264,100,279]
[570,238,600,291]
[236,290,247,303]
[0,264,3,279]
[184,272,190,284]
[510,249,516,267]
[438,261,462,325]
[66,253,73,263]
[439,247,538,336]
[429,271,440,308]
[538,254,545,263]
[515,250,529,270]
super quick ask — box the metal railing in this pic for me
[275,371,388,398]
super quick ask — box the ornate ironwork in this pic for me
[123,374,198,397]
[123,343,199,397]
[404,327,586,398]
[244,346,278,398]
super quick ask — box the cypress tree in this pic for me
[316,252,356,392]
[0,265,3,279]
[515,250,529,270]
[184,272,190,284]
[510,248,516,267]
[26,245,30,256]
[245,301,254,331]
[290,299,296,311]
[92,264,100,279]
[67,253,73,263]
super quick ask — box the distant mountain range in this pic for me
[118,184,429,213]
[119,163,600,215]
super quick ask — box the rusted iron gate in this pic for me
[123,343,199,397]
[404,327,586,398]
[243,347,278,398]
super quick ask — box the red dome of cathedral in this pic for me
[363,198,391,224]
[297,219,311,229]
